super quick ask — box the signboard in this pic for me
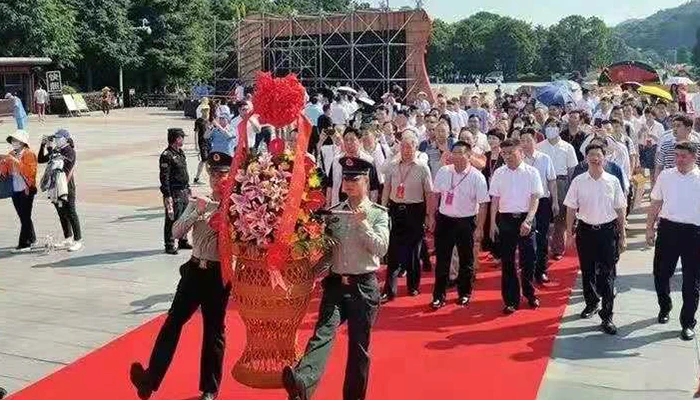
[63,94,78,112]
[72,94,89,112]
[46,71,62,94]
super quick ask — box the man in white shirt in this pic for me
[327,128,381,206]
[646,141,700,341]
[362,129,391,192]
[565,142,627,335]
[521,130,558,284]
[431,140,489,309]
[490,138,544,314]
[34,85,49,122]
[576,88,597,115]
[467,115,490,154]
[638,107,665,171]
[446,100,463,134]
[537,118,578,259]
[580,120,631,194]
[330,96,351,126]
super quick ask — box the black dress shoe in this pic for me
[282,366,307,400]
[580,304,600,319]
[658,311,670,324]
[527,297,540,309]
[537,273,550,284]
[129,362,154,400]
[431,299,445,310]
[200,392,217,400]
[398,270,407,278]
[165,247,178,255]
[178,241,193,250]
[0,387,7,399]
[601,320,617,335]
[503,305,517,315]
[380,293,394,304]
[681,328,696,341]
[456,296,470,306]
[409,289,420,297]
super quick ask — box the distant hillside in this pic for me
[614,1,700,55]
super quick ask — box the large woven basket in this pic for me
[231,256,316,388]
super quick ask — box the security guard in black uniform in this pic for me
[160,128,192,254]
[283,157,390,400]
[131,152,233,400]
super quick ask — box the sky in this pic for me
[376,0,691,26]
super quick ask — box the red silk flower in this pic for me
[304,190,326,212]
[269,138,285,156]
[252,72,306,128]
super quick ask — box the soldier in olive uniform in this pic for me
[160,128,192,254]
[283,157,390,400]
[131,152,233,400]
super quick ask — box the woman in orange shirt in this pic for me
[0,130,38,251]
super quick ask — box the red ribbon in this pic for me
[217,117,250,285]
[265,115,312,288]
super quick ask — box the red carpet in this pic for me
[8,255,578,400]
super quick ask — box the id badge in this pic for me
[445,191,454,206]
[396,184,405,199]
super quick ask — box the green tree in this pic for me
[544,15,614,75]
[73,0,142,90]
[0,0,80,67]
[427,19,455,80]
[693,27,700,66]
[485,18,536,80]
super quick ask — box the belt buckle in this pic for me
[398,205,407,211]
[591,224,602,231]
[198,259,207,269]
[341,276,350,285]
[512,213,522,218]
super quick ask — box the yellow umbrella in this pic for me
[637,85,673,101]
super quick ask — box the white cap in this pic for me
[7,130,29,147]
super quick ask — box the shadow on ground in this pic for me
[31,249,164,268]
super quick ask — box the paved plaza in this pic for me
[0,109,697,398]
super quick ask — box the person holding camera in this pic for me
[38,129,83,251]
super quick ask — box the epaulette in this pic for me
[370,203,388,211]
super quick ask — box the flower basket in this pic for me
[218,72,332,389]
[231,255,316,388]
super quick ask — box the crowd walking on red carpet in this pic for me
[6,81,700,400]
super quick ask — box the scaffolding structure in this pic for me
[213,8,432,101]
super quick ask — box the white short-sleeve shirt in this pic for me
[489,162,544,213]
[536,139,578,176]
[524,151,556,198]
[433,164,490,218]
[564,171,626,225]
[651,167,700,226]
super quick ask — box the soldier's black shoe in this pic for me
[129,362,154,400]
[398,270,407,278]
[200,392,217,400]
[178,241,193,250]
[579,304,600,319]
[165,246,178,255]
[380,293,394,304]
[601,320,617,335]
[282,366,307,400]
[0,386,7,399]
[536,273,550,284]
[431,299,445,310]
[409,289,420,297]
[681,328,696,341]
[658,310,670,324]
[457,296,470,306]
[527,297,540,309]
[503,305,517,315]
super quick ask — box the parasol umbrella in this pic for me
[337,86,358,95]
[356,96,375,107]
[665,76,694,86]
[620,81,641,91]
[637,85,673,101]
[535,82,576,107]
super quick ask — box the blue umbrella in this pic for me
[535,82,576,107]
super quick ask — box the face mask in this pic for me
[545,127,560,139]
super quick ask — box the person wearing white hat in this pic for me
[414,91,431,114]
[0,130,38,251]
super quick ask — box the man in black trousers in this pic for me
[565,143,627,335]
[131,152,233,400]
[160,128,192,255]
[489,138,544,314]
[647,141,700,340]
